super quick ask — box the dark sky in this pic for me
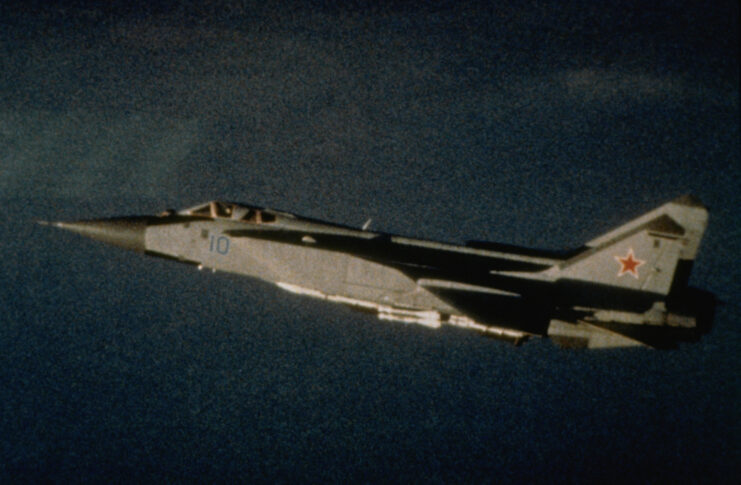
[1,1,739,482]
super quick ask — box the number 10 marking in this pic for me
[210,235,230,255]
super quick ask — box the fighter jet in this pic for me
[41,195,714,349]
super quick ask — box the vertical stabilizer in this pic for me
[552,196,708,296]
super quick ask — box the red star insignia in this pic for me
[615,249,645,278]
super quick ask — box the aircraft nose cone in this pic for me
[44,217,149,252]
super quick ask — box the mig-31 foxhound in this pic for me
[42,195,714,349]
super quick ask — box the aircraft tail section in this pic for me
[553,195,708,296]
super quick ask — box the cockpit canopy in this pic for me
[179,201,283,224]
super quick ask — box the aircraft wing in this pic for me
[225,228,558,336]
[415,279,553,335]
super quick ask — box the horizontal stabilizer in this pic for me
[547,320,647,349]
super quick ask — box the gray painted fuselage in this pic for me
[45,197,714,349]
[146,215,459,313]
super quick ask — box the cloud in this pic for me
[0,109,200,199]
[554,68,684,103]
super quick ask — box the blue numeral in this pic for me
[209,235,230,255]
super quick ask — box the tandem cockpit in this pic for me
[177,201,287,224]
